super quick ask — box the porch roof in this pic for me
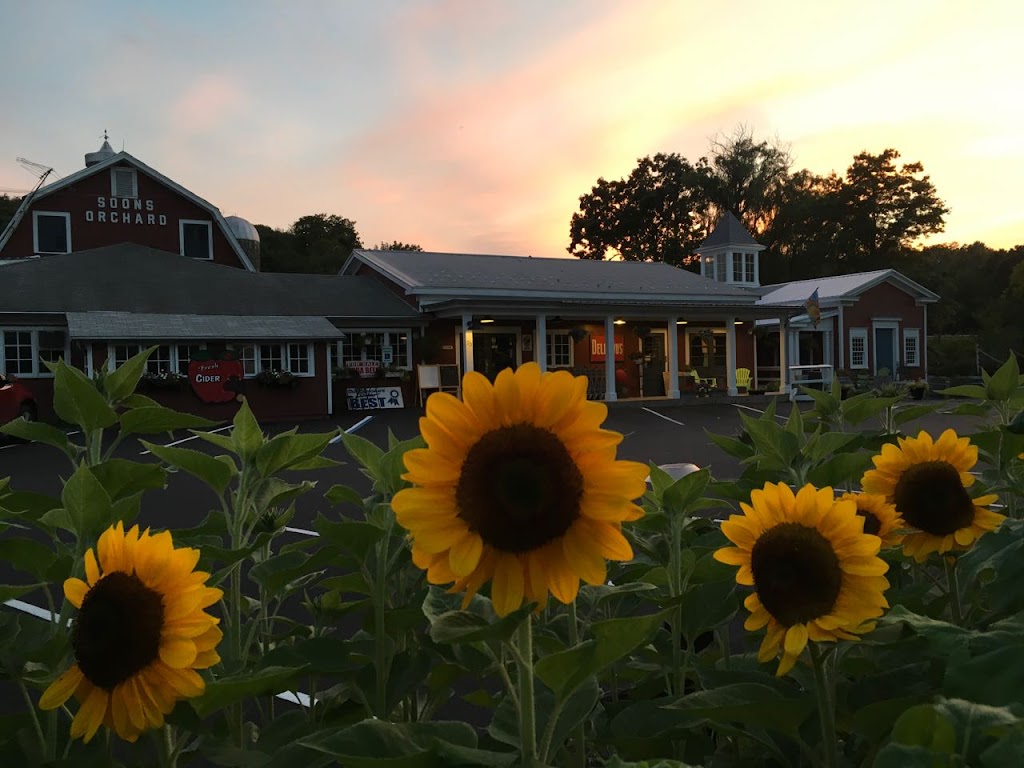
[66,312,344,341]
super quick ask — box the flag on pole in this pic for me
[805,288,821,328]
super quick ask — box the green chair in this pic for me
[735,367,751,393]
[688,369,717,389]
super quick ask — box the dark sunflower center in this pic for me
[857,509,882,536]
[72,571,164,690]
[750,523,842,627]
[456,423,583,553]
[892,460,975,536]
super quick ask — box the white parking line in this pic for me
[641,407,685,426]
[330,415,374,443]
[139,424,234,455]
[733,403,787,421]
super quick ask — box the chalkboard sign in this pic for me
[439,364,460,389]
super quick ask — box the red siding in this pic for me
[1,162,247,269]
[841,282,926,377]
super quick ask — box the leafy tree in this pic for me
[706,128,792,237]
[255,214,363,274]
[373,241,423,251]
[0,194,22,236]
[568,153,712,267]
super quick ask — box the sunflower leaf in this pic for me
[51,359,118,434]
[231,399,265,461]
[429,606,531,646]
[140,441,235,495]
[102,345,155,402]
[61,463,113,540]
[118,405,220,436]
[191,665,309,718]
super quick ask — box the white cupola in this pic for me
[695,211,765,288]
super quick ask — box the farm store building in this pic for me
[0,140,420,422]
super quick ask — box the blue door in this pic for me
[874,328,895,375]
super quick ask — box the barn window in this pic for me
[180,220,213,260]
[32,211,71,254]
[111,167,138,198]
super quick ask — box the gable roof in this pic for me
[0,151,256,270]
[344,249,763,303]
[0,244,422,322]
[697,211,762,251]
[755,269,939,305]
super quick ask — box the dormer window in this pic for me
[111,167,137,198]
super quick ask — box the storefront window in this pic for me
[340,330,410,369]
[260,344,284,371]
[546,332,572,368]
[287,343,311,375]
[3,331,34,376]
[176,345,206,375]
[689,332,726,367]
[147,345,174,374]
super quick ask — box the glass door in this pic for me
[472,332,518,381]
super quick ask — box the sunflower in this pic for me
[714,483,889,676]
[39,522,222,743]
[861,429,1004,563]
[394,363,648,616]
[838,492,905,548]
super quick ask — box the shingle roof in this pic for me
[0,244,422,320]
[756,269,939,305]
[349,249,760,301]
[698,211,760,249]
[66,312,343,340]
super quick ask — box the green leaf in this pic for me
[981,726,1024,768]
[297,719,493,767]
[547,676,600,757]
[379,435,426,494]
[314,515,384,559]
[428,608,530,646]
[893,403,942,427]
[61,463,113,539]
[890,703,957,752]
[944,644,1024,707]
[0,538,56,579]
[0,583,46,602]
[52,359,118,433]
[873,743,954,768]
[535,608,671,699]
[90,459,167,501]
[843,394,902,426]
[103,346,156,402]
[0,419,74,458]
[938,384,988,399]
[140,441,235,495]
[255,430,337,476]
[341,431,385,478]
[879,606,973,656]
[667,682,815,735]
[191,429,237,452]
[807,451,873,488]
[191,666,307,717]
[231,399,265,460]
[985,354,1020,402]
[118,406,219,436]
[120,393,161,409]
[662,467,711,517]
[325,484,365,509]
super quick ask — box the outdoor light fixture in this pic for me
[677,320,688,325]
[613,318,626,325]
[480,316,495,324]
[734,320,744,325]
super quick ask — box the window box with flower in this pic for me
[255,369,297,388]
[140,370,188,391]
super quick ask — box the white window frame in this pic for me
[111,167,138,198]
[32,211,72,255]
[0,328,68,378]
[849,328,869,370]
[179,219,213,260]
[286,343,313,375]
[546,331,573,368]
[231,343,316,378]
[337,329,413,372]
[903,328,921,368]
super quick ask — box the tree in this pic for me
[0,194,23,236]
[706,128,792,237]
[256,214,363,274]
[373,241,423,251]
[567,153,711,267]
[834,149,948,270]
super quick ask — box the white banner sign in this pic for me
[346,386,404,410]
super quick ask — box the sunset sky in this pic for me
[2,0,1021,256]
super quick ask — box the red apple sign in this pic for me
[189,358,244,403]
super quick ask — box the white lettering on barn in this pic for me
[87,197,166,226]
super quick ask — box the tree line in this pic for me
[568,129,1023,360]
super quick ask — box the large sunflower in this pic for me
[39,522,222,743]
[393,363,648,616]
[838,492,905,548]
[714,483,890,676]
[861,429,1004,563]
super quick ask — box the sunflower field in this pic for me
[2,350,1024,767]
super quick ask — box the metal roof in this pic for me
[66,312,343,341]
[756,269,939,305]
[0,244,423,321]
[697,211,761,250]
[345,249,762,302]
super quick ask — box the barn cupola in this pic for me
[695,211,765,288]
[84,131,116,167]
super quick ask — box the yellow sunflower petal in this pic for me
[562,524,608,586]
[574,517,633,561]
[84,548,100,585]
[448,533,484,577]
[39,665,83,710]
[784,624,809,658]
[64,577,89,609]
[491,554,525,616]
[70,686,108,744]
[159,638,198,669]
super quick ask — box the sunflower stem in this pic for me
[564,600,587,768]
[16,677,47,756]
[810,643,839,768]
[945,557,963,625]
[669,515,684,696]
[516,614,538,767]
[373,522,392,719]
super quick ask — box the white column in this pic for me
[535,314,547,372]
[604,315,617,402]
[726,317,738,395]
[923,304,929,379]
[838,306,846,370]
[326,342,333,415]
[462,314,474,374]
[666,317,679,399]
[778,317,788,394]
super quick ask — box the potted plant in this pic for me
[141,370,188,391]
[255,369,297,388]
[908,378,929,401]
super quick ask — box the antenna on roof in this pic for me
[1,157,58,248]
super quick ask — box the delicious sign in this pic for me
[590,334,624,362]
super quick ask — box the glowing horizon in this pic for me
[1,0,1021,256]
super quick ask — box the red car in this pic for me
[0,373,37,425]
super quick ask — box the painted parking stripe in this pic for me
[139,424,234,455]
[641,407,684,426]
[329,415,373,443]
[733,402,787,420]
